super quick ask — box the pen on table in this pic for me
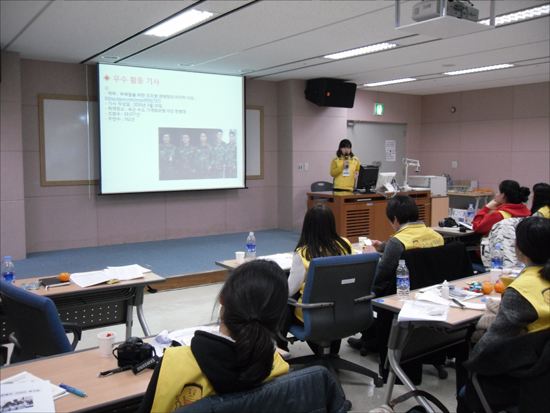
[98,364,132,377]
[451,298,466,309]
[59,383,87,397]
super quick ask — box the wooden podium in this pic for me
[307,190,432,243]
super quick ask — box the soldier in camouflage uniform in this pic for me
[159,134,176,180]
[211,130,226,178]
[177,134,196,179]
[225,130,237,178]
[195,133,212,178]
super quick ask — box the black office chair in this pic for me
[0,280,82,363]
[284,253,383,410]
[377,241,474,384]
[310,181,333,192]
[462,329,550,413]
[174,366,346,413]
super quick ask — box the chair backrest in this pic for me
[401,241,474,291]
[481,217,524,269]
[310,181,333,192]
[299,253,379,343]
[0,280,73,362]
[174,365,346,413]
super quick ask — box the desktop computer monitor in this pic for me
[356,165,379,192]
[376,172,397,192]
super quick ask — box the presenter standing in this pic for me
[330,139,360,191]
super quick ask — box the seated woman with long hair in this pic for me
[472,179,531,234]
[278,204,354,353]
[137,260,289,412]
[531,182,550,218]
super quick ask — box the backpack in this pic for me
[481,217,524,270]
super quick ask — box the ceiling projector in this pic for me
[412,0,479,23]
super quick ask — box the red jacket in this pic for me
[472,203,531,234]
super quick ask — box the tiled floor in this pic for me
[73,283,459,412]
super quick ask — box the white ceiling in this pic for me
[1,0,549,95]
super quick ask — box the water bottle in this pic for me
[245,231,256,260]
[466,204,475,224]
[1,256,15,284]
[441,280,449,300]
[396,260,410,301]
[491,245,503,269]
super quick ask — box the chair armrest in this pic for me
[62,323,82,350]
[355,293,375,303]
[288,301,334,309]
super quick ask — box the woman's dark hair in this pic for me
[296,204,352,261]
[218,260,288,384]
[515,217,550,281]
[531,182,550,215]
[386,195,419,224]
[336,139,355,158]
[499,180,530,204]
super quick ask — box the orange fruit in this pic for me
[59,272,70,282]
[494,282,505,293]
[482,283,494,294]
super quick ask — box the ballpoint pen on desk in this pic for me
[98,365,133,377]
[451,298,466,309]
[59,383,87,397]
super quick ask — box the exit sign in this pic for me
[374,103,384,116]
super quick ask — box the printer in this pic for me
[408,175,447,196]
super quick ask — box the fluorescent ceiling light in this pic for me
[144,9,214,37]
[443,64,514,76]
[479,4,549,26]
[364,78,416,87]
[324,43,397,60]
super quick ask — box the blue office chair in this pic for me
[284,253,383,410]
[174,366,346,413]
[0,280,81,363]
[310,181,333,192]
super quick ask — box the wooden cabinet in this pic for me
[307,191,432,242]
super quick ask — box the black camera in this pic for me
[113,336,157,369]
[438,217,458,228]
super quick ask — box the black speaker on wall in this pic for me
[305,78,357,108]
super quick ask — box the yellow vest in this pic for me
[509,266,550,333]
[330,156,360,191]
[391,224,444,250]
[151,344,289,412]
[498,210,512,219]
[295,238,354,321]
[536,205,550,219]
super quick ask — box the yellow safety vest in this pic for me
[498,210,512,219]
[509,266,550,333]
[151,344,289,412]
[295,238,354,321]
[391,224,444,250]
[331,156,360,191]
[536,205,550,219]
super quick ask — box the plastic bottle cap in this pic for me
[4,256,11,261]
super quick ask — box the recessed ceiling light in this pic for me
[101,56,120,60]
[364,78,417,87]
[443,64,514,76]
[144,9,214,37]
[479,4,549,26]
[324,43,397,60]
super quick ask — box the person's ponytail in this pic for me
[218,260,288,385]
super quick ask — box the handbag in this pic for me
[369,389,450,413]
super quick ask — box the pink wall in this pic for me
[416,84,550,193]
[1,51,548,256]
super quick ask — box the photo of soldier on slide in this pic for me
[157,128,234,181]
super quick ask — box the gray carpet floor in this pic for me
[12,230,300,279]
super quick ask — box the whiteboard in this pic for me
[39,95,99,186]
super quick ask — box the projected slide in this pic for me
[98,65,245,194]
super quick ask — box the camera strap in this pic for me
[132,355,160,375]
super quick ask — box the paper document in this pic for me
[1,371,66,400]
[1,380,56,412]
[398,296,450,322]
[70,264,149,287]
[258,253,293,270]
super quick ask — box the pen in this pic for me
[59,383,87,397]
[451,298,466,309]
[98,365,132,377]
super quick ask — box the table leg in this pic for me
[136,304,150,336]
[125,304,133,339]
